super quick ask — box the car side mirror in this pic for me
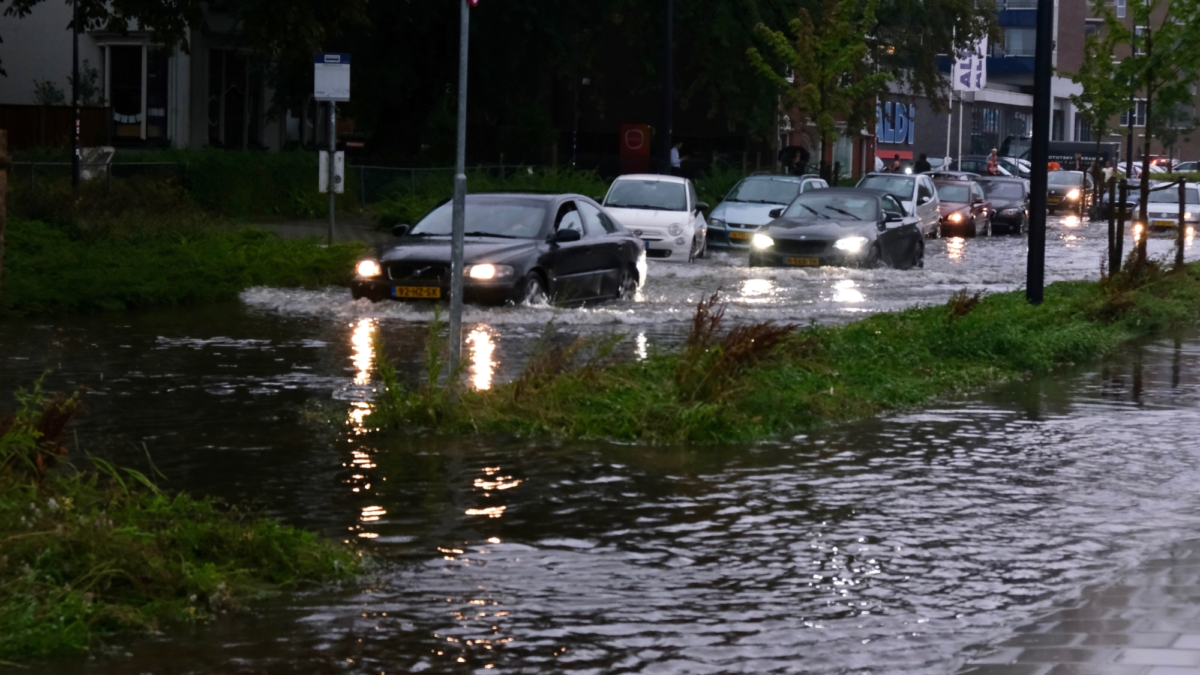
[696,201,710,212]
[392,224,410,237]
[918,196,930,205]
[769,208,784,218]
[551,228,582,244]
[886,212,904,223]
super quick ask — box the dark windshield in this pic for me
[1149,187,1200,203]
[409,199,546,238]
[1047,172,1083,186]
[857,175,915,201]
[782,193,879,221]
[605,180,687,211]
[981,182,1024,199]
[725,178,802,205]
[937,185,970,202]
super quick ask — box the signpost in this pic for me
[314,53,350,246]
[448,0,471,377]
[1026,0,1053,304]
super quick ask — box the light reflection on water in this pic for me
[946,236,966,261]
[832,278,864,303]
[466,326,497,391]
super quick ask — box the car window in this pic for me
[1149,187,1200,203]
[937,184,971,202]
[857,175,916,201]
[726,177,802,204]
[605,179,688,211]
[410,198,547,239]
[881,195,904,217]
[556,204,585,235]
[783,192,880,221]
[981,181,1024,200]
[575,201,608,238]
[971,185,984,201]
[918,180,934,203]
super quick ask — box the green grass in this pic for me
[1,219,367,316]
[0,380,359,662]
[367,260,1200,444]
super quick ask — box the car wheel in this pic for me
[967,219,978,238]
[938,224,950,238]
[519,273,548,306]
[697,232,708,259]
[915,240,925,269]
[615,266,638,300]
[861,244,882,269]
[929,222,940,239]
[688,236,699,263]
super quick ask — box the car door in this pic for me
[878,195,916,265]
[969,183,987,225]
[548,202,598,302]
[916,177,938,235]
[686,180,707,248]
[577,200,622,297]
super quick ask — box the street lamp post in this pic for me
[1025,0,1054,305]
[447,0,470,375]
[660,0,673,174]
[71,0,80,188]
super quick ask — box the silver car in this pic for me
[707,174,828,249]
[1141,184,1200,233]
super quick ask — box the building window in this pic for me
[1119,99,1148,127]
[208,49,263,149]
[1075,117,1093,142]
[1085,20,1102,38]
[1003,28,1037,57]
[1134,26,1147,55]
[106,45,169,142]
[1117,0,1126,18]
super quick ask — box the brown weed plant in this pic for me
[946,289,983,323]
[512,322,625,402]
[0,379,83,484]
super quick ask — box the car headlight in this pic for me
[948,212,963,223]
[668,223,684,237]
[751,233,774,249]
[710,218,726,229]
[833,236,868,253]
[1066,188,1081,200]
[356,260,382,277]
[466,264,515,280]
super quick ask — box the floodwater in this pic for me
[3,218,1200,674]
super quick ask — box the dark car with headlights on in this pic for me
[1046,170,1094,215]
[351,194,647,306]
[935,179,992,237]
[974,176,1029,234]
[748,188,924,269]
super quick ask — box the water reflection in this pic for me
[636,333,648,361]
[1062,215,1081,228]
[832,279,864,303]
[350,319,375,386]
[466,326,497,391]
[740,278,775,303]
[947,236,966,261]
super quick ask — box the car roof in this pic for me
[861,172,916,179]
[933,178,978,185]
[973,175,1024,181]
[739,174,805,183]
[614,173,688,185]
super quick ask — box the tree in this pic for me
[1070,27,1130,199]
[747,0,892,180]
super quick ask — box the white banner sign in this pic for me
[314,53,351,101]
[319,151,345,194]
[952,38,988,91]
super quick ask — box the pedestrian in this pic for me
[670,140,685,177]
[890,154,902,173]
[777,145,811,176]
[914,152,932,173]
[1103,160,1115,183]
[987,148,1001,176]
[1048,160,1061,172]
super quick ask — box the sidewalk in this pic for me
[960,539,1200,674]
[248,217,391,245]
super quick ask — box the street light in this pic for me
[447,0,472,375]
[1025,0,1054,305]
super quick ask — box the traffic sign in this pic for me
[314,53,351,101]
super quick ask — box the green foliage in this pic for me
[1,219,366,316]
[31,78,65,106]
[0,381,358,662]
[366,263,1200,443]
[1070,28,1129,153]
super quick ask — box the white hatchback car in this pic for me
[602,174,709,262]
[856,173,942,238]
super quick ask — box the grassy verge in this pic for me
[1,219,367,316]
[368,260,1200,444]
[0,380,359,663]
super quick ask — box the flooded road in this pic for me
[3,218,1200,674]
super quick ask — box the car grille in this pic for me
[728,222,759,229]
[773,239,827,255]
[388,263,448,282]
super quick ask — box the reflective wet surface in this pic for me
[3,218,1200,674]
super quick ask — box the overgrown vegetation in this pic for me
[367,260,1200,443]
[2,219,366,316]
[0,380,359,662]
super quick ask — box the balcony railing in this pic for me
[1002,0,1037,9]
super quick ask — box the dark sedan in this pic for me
[935,179,992,237]
[1047,171,1094,215]
[351,194,647,306]
[748,188,924,269]
[975,176,1029,234]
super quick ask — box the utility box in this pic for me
[319,150,344,193]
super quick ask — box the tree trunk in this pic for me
[1138,92,1152,268]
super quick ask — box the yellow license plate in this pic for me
[1154,220,1176,228]
[729,231,752,240]
[785,257,820,267]
[393,286,441,299]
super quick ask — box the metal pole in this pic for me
[946,92,954,161]
[661,0,674,174]
[1026,0,1054,305]
[1177,179,1186,269]
[1125,97,1134,178]
[1107,178,1118,274]
[328,101,336,246]
[1116,178,1128,271]
[71,0,80,188]
[448,0,470,375]
[956,95,964,169]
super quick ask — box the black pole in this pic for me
[1176,179,1186,269]
[660,0,673,174]
[71,0,80,188]
[1125,96,1134,178]
[1107,178,1118,274]
[1026,0,1054,305]
[1116,178,1128,270]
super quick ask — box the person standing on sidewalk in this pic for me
[914,153,932,173]
[987,148,1002,176]
[670,141,685,177]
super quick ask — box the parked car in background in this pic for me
[1046,171,1094,216]
[1140,184,1200,233]
[855,172,941,237]
[999,156,1031,178]
[748,188,924,269]
[927,171,981,182]
[707,174,828,249]
[956,155,1015,176]
[1097,178,1149,219]
[351,194,646,306]
[602,174,709,262]
[1173,161,1199,173]
[935,179,993,237]
[975,176,1029,234]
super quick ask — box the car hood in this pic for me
[1047,184,1081,194]
[938,201,971,215]
[990,198,1025,210]
[604,206,690,231]
[764,219,874,240]
[711,201,787,226]
[379,236,538,265]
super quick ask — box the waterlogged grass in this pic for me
[368,262,1200,443]
[2,219,367,316]
[0,380,359,662]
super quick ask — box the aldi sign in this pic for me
[314,53,351,101]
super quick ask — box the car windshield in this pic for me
[1047,172,1083,186]
[937,185,971,202]
[409,199,546,238]
[782,193,879,221]
[857,175,915,201]
[605,180,687,211]
[725,178,802,205]
[1149,187,1200,203]
[981,182,1024,199]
